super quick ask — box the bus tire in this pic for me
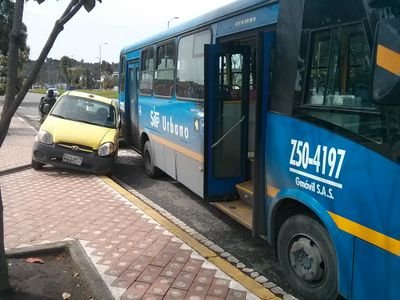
[31,159,44,171]
[143,141,162,178]
[277,214,338,300]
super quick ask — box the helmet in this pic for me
[47,89,54,97]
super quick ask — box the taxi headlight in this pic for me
[36,130,53,145]
[98,142,114,157]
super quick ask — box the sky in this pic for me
[23,0,237,64]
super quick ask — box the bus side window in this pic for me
[176,30,211,101]
[302,23,386,144]
[306,24,372,107]
[140,47,155,95]
[154,42,176,98]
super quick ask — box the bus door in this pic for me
[127,61,140,149]
[204,45,251,200]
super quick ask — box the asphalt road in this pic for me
[15,91,43,128]
[16,92,294,296]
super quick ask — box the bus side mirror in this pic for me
[372,18,400,105]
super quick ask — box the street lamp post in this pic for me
[99,42,108,89]
[167,17,179,29]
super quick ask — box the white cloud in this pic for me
[23,0,236,63]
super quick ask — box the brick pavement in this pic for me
[0,116,36,172]
[0,115,281,299]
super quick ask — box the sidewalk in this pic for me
[0,116,281,300]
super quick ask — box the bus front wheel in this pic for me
[277,214,338,300]
[143,141,162,178]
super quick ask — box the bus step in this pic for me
[211,200,253,230]
[236,180,254,207]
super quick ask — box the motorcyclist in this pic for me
[38,89,57,124]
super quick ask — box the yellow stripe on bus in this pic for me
[329,211,400,256]
[150,134,204,163]
[377,44,400,76]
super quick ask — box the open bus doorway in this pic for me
[204,31,274,230]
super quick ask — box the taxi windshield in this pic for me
[50,95,116,128]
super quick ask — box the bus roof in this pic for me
[121,0,276,55]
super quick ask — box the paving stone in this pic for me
[208,278,230,298]
[136,265,163,283]
[182,258,204,274]
[263,282,277,289]
[220,252,231,258]
[271,286,285,295]
[111,269,141,289]
[151,251,175,267]
[236,263,245,269]
[164,288,187,300]
[283,294,299,300]
[186,283,210,299]
[121,282,151,300]
[250,272,259,278]
[227,256,239,264]
[171,271,196,290]
[194,268,217,286]
[210,245,224,253]
[147,276,174,296]
[226,289,247,300]
[255,276,268,284]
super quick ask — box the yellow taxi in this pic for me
[32,91,120,174]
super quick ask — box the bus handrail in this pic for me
[211,115,245,149]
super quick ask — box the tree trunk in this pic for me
[0,0,87,289]
[1,0,24,117]
[0,190,10,292]
[0,0,84,149]
[0,0,24,292]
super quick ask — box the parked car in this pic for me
[32,91,120,174]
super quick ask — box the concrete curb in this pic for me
[0,165,32,177]
[6,240,113,300]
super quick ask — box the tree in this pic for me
[0,0,102,294]
[0,0,14,56]
[60,55,72,85]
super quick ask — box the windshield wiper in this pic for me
[74,119,98,126]
[51,114,71,120]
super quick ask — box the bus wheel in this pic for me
[277,214,338,300]
[143,141,162,178]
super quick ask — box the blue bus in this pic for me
[119,0,400,299]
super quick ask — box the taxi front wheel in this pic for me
[31,159,44,171]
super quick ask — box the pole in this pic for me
[99,44,102,89]
[99,42,108,90]
[167,17,179,29]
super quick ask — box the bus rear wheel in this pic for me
[143,141,162,178]
[277,214,338,300]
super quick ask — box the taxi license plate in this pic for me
[62,153,83,166]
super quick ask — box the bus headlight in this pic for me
[98,142,114,157]
[36,130,53,145]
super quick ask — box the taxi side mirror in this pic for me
[372,18,400,105]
